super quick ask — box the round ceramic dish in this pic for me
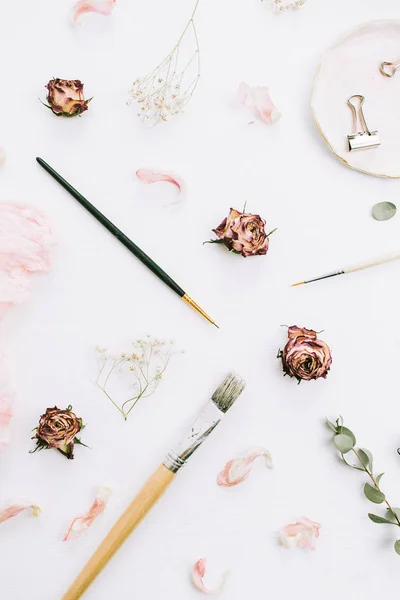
[312,20,400,179]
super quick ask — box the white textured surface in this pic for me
[1,1,400,599]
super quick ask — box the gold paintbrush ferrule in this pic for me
[182,294,219,328]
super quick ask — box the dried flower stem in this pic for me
[128,0,201,124]
[95,338,181,420]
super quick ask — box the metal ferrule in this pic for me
[163,401,224,473]
[305,269,345,284]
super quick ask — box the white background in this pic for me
[1,0,400,598]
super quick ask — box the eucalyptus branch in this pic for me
[327,416,400,555]
[95,338,183,420]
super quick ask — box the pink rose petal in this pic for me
[280,517,321,550]
[217,448,273,487]
[71,0,116,25]
[0,204,54,451]
[191,558,228,595]
[0,504,40,525]
[0,351,13,451]
[0,203,54,319]
[0,391,13,452]
[64,487,111,541]
[238,82,281,125]
[136,168,186,205]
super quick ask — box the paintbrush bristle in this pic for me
[291,281,305,287]
[212,372,246,413]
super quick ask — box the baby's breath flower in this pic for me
[268,0,308,11]
[95,337,182,420]
[127,0,200,125]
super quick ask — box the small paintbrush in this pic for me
[36,157,218,328]
[291,252,400,287]
[61,372,246,600]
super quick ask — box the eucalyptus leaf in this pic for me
[364,483,385,504]
[342,453,366,471]
[358,448,373,471]
[394,540,400,555]
[368,513,396,525]
[372,201,397,221]
[387,508,400,523]
[326,417,338,433]
[337,426,356,446]
[334,433,355,454]
[376,473,384,485]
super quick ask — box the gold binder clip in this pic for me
[347,95,380,152]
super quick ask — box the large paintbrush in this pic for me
[62,372,246,600]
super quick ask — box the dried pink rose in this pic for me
[280,517,321,550]
[278,326,332,382]
[191,558,229,594]
[136,168,186,204]
[64,487,111,541]
[72,0,116,25]
[44,79,90,117]
[0,504,40,525]
[238,82,281,125]
[210,208,276,258]
[217,448,273,487]
[0,203,54,320]
[33,406,84,460]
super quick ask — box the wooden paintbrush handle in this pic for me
[62,464,175,600]
[346,252,400,274]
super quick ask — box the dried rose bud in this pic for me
[278,326,332,383]
[32,406,84,459]
[209,208,276,257]
[44,79,90,117]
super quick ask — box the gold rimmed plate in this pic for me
[312,20,400,179]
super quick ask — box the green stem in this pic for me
[96,383,126,420]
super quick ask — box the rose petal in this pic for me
[0,203,54,319]
[217,448,273,487]
[0,504,40,525]
[0,350,14,451]
[63,487,112,541]
[238,82,281,125]
[280,517,321,550]
[191,558,228,594]
[136,168,186,205]
[71,0,116,25]
[0,396,13,451]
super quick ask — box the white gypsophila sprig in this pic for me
[268,0,308,12]
[127,0,200,125]
[95,337,183,420]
